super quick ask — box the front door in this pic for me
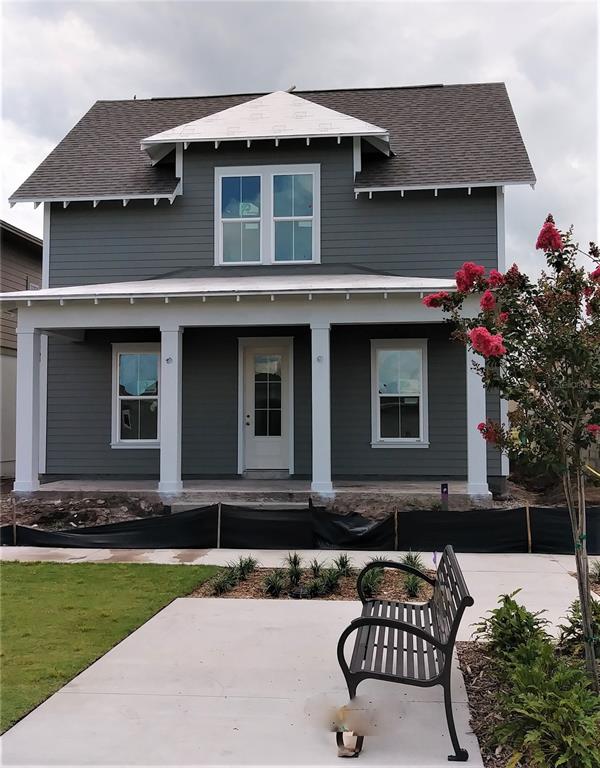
[242,340,291,471]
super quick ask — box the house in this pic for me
[2,84,535,499]
[0,220,42,478]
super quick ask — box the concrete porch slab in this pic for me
[1,599,483,766]
[25,477,472,505]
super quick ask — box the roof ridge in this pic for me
[91,81,507,105]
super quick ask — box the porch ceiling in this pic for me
[0,273,456,306]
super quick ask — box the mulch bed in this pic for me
[192,566,435,601]
[456,641,508,768]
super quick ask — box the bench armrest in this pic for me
[337,616,447,669]
[356,560,436,603]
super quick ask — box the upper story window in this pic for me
[215,164,320,265]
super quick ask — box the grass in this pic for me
[0,561,218,733]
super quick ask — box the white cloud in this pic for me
[1,0,597,274]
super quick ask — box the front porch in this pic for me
[8,274,499,500]
[24,477,473,505]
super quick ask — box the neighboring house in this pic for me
[2,84,535,497]
[0,220,42,477]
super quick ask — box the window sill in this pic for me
[110,442,160,450]
[370,441,430,449]
[214,260,320,267]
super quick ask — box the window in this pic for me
[111,344,160,447]
[371,340,428,446]
[215,164,320,265]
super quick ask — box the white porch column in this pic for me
[158,326,183,494]
[466,348,491,497]
[14,329,41,492]
[310,323,333,496]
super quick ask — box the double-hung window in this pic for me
[111,344,160,447]
[371,340,429,446]
[215,164,320,265]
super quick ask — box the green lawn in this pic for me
[0,561,218,733]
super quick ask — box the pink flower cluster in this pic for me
[480,290,496,312]
[586,424,600,436]
[477,421,501,444]
[455,262,486,292]
[488,269,505,288]
[422,290,451,308]
[468,326,507,358]
[590,266,600,282]
[535,214,563,252]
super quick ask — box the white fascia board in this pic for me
[354,180,533,194]
[8,192,178,206]
[141,130,389,149]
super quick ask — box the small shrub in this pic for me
[235,556,258,581]
[306,577,326,598]
[403,572,422,599]
[496,638,600,768]
[212,568,239,596]
[473,590,549,660]
[361,564,384,599]
[309,558,324,578]
[263,569,285,597]
[401,550,424,571]
[333,553,353,577]
[590,559,600,584]
[321,568,341,594]
[557,598,600,659]
[285,552,303,587]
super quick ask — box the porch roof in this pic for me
[0,273,455,306]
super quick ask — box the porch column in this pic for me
[466,348,491,497]
[14,329,41,492]
[158,326,183,494]
[310,323,333,495]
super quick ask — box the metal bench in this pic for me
[336,545,474,762]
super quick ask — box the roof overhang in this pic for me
[0,274,456,309]
[354,180,536,197]
[8,192,180,208]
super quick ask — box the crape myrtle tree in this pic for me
[423,215,600,688]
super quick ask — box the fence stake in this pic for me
[394,509,398,551]
[525,503,532,553]
[12,498,17,546]
[216,502,221,549]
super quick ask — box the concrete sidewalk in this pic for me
[1,547,581,632]
[0,599,483,766]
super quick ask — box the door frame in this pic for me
[237,336,294,475]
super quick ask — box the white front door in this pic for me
[242,340,292,471]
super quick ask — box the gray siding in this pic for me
[48,139,498,288]
[331,325,467,477]
[45,326,311,477]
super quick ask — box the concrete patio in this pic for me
[0,598,483,766]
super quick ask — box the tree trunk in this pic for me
[564,469,599,691]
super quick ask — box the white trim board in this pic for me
[237,337,294,475]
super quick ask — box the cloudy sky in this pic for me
[1,0,597,274]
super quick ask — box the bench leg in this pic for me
[443,680,468,762]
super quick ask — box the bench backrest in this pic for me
[430,545,474,646]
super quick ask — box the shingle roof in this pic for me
[9,83,535,202]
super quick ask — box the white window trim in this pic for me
[370,339,429,448]
[111,343,160,449]
[214,164,321,266]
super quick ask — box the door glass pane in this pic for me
[380,397,400,438]
[119,353,158,396]
[400,397,420,439]
[254,354,282,436]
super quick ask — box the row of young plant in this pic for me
[211,550,429,599]
[473,589,600,768]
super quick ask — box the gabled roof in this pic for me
[9,83,536,204]
[0,219,42,249]
[142,90,389,147]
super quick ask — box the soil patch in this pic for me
[0,494,165,531]
[456,641,507,768]
[192,566,435,601]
